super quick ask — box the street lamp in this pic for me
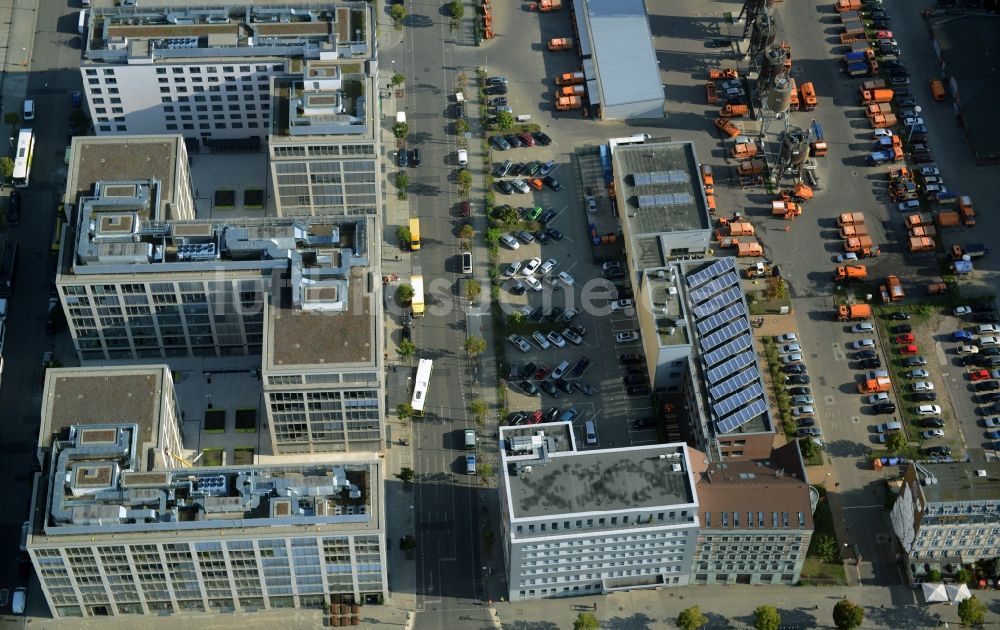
[907,105,923,142]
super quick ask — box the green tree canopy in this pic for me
[495,111,515,130]
[395,467,414,484]
[447,1,464,19]
[389,4,406,25]
[397,338,416,359]
[389,72,405,87]
[884,430,906,453]
[573,612,599,630]
[677,606,708,630]
[753,605,781,630]
[957,595,987,626]
[392,121,409,138]
[495,205,522,226]
[464,336,487,356]
[0,156,13,179]
[458,223,475,240]
[465,279,481,301]
[396,283,414,303]
[832,598,864,630]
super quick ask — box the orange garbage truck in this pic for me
[838,303,872,321]
[838,212,865,227]
[719,103,749,117]
[556,95,582,110]
[833,264,868,282]
[839,223,869,238]
[714,117,740,138]
[909,236,935,252]
[799,82,817,110]
[858,376,891,394]
[738,158,766,176]
[555,71,584,86]
[547,37,574,51]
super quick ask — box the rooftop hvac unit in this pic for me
[522,465,532,473]
[671,463,683,472]
[668,286,678,295]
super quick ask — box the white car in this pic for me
[531,330,550,350]
[539,258,558,275]
[791,405,814,417]
[523,276,542,292]
[586,196,598,212]
[522,257,542,276]
[457,149,468,165]
[851,323,874,333]
[774,333,797,344]
[503,260,522,276]
[610,299,634,312]
[546,331,567,348]
[912,381,935,391]
[903,116,924,127]
[867,392,890,404]
[781,353,803,365]
[954,306,973,316]
[873,128,893,139]
[562,328,583,345]
[511,179,530,194]
[897,199,921,212]
[554,271,575,286]
[958,345,979,355]
[836,252,859,263]
[561,308,578,322]
[850,338,876,350]
[907,369,930,379]
[980,336,1000,347]
[978,324,1000,335]
[866,370,890,380]
[616,331,639,343]
[921,429,945,439]
[779,343,802,354]
[917,405,943,415]
[984,417,1000,428]
[500,234,520,250]
[919,166,940,176]
[506,334,531,352]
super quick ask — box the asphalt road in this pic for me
[0,0,78,610]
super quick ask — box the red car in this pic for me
[874,30,893,39]
[518,133,536,147]
[895,333,916,343]
[459,200,471,217]
[969,369,992,381]
[898,344,919,355]
[527,410,543,424]
[535,365,551,380]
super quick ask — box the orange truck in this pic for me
[845,235,875,253]
[884,274,905,301]
[720,103,749,117]
[871,113,897,129]
[935,211,961,228]
[909,236,935,252]
[840,223,869,238]
[709,68,739,80]
[555,71,584,86]
[556,85,585,97]
[838,303,872,321]
[736,241,763,257]
[548,37,574,51]
[959,196,976,226]
[866,103,893,118]
[860,88,894,105]
[556,95,582,110]
[532,0,563,11]
[910,225,936,238]
[720,221,755,237]
[772,200,802,219]
[789,77,800,111]
[833,264,868,282]
[738,158,766,176]
[836,0,862,11]
[715,117,740,138]
[706,82,718,105]
[700,164,714,190]
[799,82,817,110]
[732,137,758,158]
[838,211,865,227]
[904,213,932,229]
[858,376,892,394]
[840,21,865,44]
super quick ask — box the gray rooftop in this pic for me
[266,265,375,368]
[644,269,688,346]
[616,142,710,238]
[919,455,1000,505]
[40,367,170,450]
[505,444,695,519]
[583,0,664,114]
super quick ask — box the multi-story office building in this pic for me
[27,365,387,618]
[499,423,700,600]
[691,437,814,585]
[892,456,1000,584]
[80,3,376,144]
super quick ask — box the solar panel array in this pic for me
[713,383,763,418]
[633,171,689,186]
[709,366,760,400]
[700,318,749,352]
[717,398,769,434]
[706,350,755,383]
[696,303,745,336]
[637,193,693,208]
[689,273,739,304]
[703,333,752,367]
[687,257,736,289]
[692,286,742,319]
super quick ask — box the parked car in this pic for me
[546,331,566,348]
[907,369,930,379]
[850,338,876,350]
[904,356,928,367]
[912,392,937,402]
[858,357,882,369]
[916,405,942,415]
[531,331,551,350]
[500,234,520,249]
[851,323,875,333]
[610,299,634,312]
[873,401,896,414]
[616,331,639,343]
[507,335,531,353]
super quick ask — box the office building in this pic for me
[80,3,376,145]
[27,365,387,618]
[499,423,699,600]
[891,456,1000,584]
[691,439,814,585]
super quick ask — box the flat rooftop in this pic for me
[505,444,694,519]
[920,454,1000,505]
[39,366,170,450]
[644,269,688,346]
[615,142,710,238]
[266,265,374,368]
[501,423,575,457]
[66,136,183,215]
[271,73,373,137]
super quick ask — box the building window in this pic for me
[86,69,98,75]
[166,124,178,130]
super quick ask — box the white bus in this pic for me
[411,359,433,412]
[12,129,35,188]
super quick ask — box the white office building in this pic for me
[499,423,699,600]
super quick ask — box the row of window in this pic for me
[516,513,688,535]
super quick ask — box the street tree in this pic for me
[395,467,414,484]
[396,283,414,303]
[469,397,487,419]
[464,336,487,356]
[465,279,481,301]
[573,612,599,630]
[814,534,837,563]
[507,311,525,328]
[0,156,12,180]
[753,605,781,630]
[392,121,409,138]
[479,462,493,479]
[397,338,416,359]
[455,119,470,134]
[458,223,475,240]
[395,173,410,199]
[884,430,907,453]
[389,4,406,27]
[956,568,973,585]
[390,72,406,87]
[396,403,414,420]
[495,205,522,226]
[957,595,987,626]
[677,606,708,630]
[495,110,515,130]
[832,598,864,630]
[456,169,473,191]
[447,0,464,19]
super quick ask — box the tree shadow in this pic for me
[604,611,657,629]
[402,13,434,28]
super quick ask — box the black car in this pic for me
[896,96,917,108]
[973,302,997,313]
[397,149,409,167]
[912,392,937,402]
[538,209,557,224]
[574,381,596,396]
[978,346,1000,358]
[7,190,20,226]
[508,411,528,426]
[858,357,882,369]
[505,134,523,148]
[910,132,928,144]
[539,380,559,397]
[556,379,574,394]
[873,402,897,414]
[508,162,525,176]
[605,268,626,280]
[453,102,465,119]
[532,131,552,146]
[632,417,657,430]
[623,374,646,386]
[887,312,911,321]
[519,380,539,396]
[882,60,905,70]
[913,152,934,164]
[924,446,951,458]
[568,324,586,337]
[891,324,912,334]
[543,175,562,191]
[571,356,592,377]
[485,84,508,95]
[708,38,731,48]
[523,161,543,176]
[922,418,946,428]
[490,135,511,151]
[545,307,563,322]
[856,349,878,360]
[619,353,644,364]
[961,355,983,367]
[888,67,911,78]
[870,8,888,19]
[489,97,508,108]
[783,364,807,375]
[974,313,1000,324]
[495,180,514,194]
[980,392,1000,404]
[904,356,928,367]
[786,374,811,385]
[789,386,812,396]
[534,231,550,245]
[522,361,537,378]
[545,227,564,241]
[528,307,544,321]
[975,380,1000,392]
[627,384,651,396]
[544,407,560,423]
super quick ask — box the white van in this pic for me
[461,251,472,274]
[22,99,34,121]
[78,9,88,36]
[585,420,597,446]
[457,149,468,166]
[395,111,406,124]
[464,428,476,450]
[12,587,25,615]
